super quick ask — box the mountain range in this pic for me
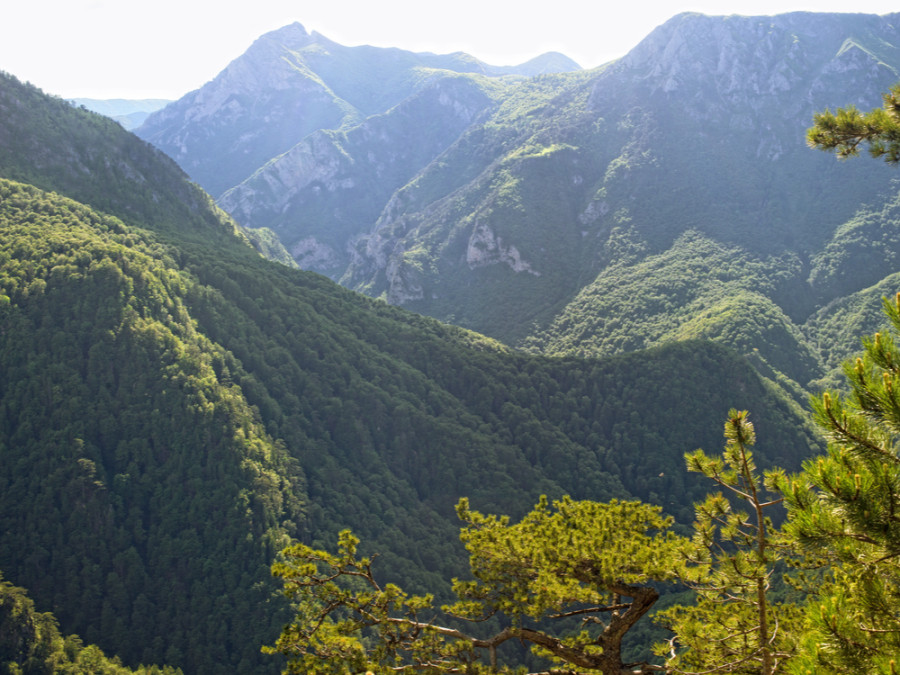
[72,98,172,130]
[3,9,900,674]
[138,12,900,396]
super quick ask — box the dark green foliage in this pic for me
[0,571,181,674]
[267,302,900,674]
[0,180,302,673]
[0,72,240,245]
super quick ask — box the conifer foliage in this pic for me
[807,84,900,164]
[268,497,691,674]
[657,412,801,674]
[782,294,900,674]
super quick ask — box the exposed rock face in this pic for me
[612,12,899,117]
[340,11,900,344]
[385,254,426,304]
[290,236,341,271]
[466,221,539,275]
[217,74,499,275]
[218,130,354,228]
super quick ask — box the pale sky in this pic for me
[3,0,900,100]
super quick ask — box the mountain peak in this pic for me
[258,20,311,43]
[508,51,582,74]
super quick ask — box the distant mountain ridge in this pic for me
[71,98,172,129]
[137,22,580,198]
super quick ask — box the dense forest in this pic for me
[264,291,900,674]
[0,572,181,674]
[0,69,826,673]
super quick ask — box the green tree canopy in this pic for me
[0,571,181,675]
[657,411,802,675]
[267,497,692,674]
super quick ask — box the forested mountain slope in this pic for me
[0,72,818,673]
[140,12,900,397]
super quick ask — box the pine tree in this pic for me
[781,294,900,674]
[266,497,691,674]
[656,411,802,675]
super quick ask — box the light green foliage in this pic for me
[266,530,442,675]
[656,411,801,674]
[269,497,691,674]
[807,84,900,163]
[524,233,821,389]
[782,294,900,674]
[452,496,691,674]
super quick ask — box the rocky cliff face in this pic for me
[610,12,899,115]
[466,220,540,274]
[339,11,900,347]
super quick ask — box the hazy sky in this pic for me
[3,0,900,99]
